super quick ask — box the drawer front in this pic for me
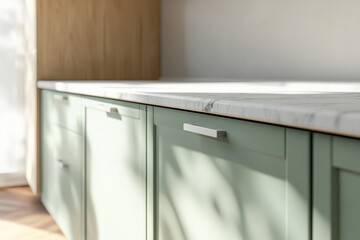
[154,107,286,158]
[42,90,83,133]
[41,124,83,240]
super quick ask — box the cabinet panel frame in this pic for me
[313,133,360,240]
[84,96,147,240]
[286,129,312,240]
[147,106,155,240]
[314,133,343,240]
[41,89,85,240]
[148,106,311,240]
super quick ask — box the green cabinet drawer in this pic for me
[153,107,286,158]
[42,90,83,134]
[313,134,360,240]
[148,107,311,240]
[85,98,146,240]
[41,123,83,240]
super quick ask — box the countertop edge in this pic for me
[37,81,360,139]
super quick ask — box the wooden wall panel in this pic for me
[141,0,161,79]
[103,0,142,79]
[37,0,160,80]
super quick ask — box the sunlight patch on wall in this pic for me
[0,0,26,174]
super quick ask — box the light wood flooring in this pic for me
[0,186,66,240]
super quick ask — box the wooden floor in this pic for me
[0,186,66,240]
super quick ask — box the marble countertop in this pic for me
[38,80,360,138]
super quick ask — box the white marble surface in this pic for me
[38,80,360,138]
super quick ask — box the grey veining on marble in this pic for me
[37,80,360,138]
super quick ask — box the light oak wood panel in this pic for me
[141,0,161,78]
[37,0,90,80]
[37,0,160,80]
[103,0,142,79]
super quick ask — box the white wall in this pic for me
[0,1,30,187]
[0,1,26,175]
[161,0,360,80]
[0,1,36,189]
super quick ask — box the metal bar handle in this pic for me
[94,105,119,114]
[57,159,68,168]
[183,123,226,138]
[53,94,68,101]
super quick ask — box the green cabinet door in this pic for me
[41,90,84,240]
[41,124,83,240]
[85,98,147,240]
[313,134,360,240]
[148,107,311,240]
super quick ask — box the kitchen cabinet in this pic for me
[147,106,311,240]
[313,134,360,240]
[85,98,147,240]
[40,88,360,240]
[41,91,84,240]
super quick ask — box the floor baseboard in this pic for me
[0,173,28,188]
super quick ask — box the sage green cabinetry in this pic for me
[147,107,311,240]
[313,134,360,240]
[40,89,360,240]
[42,90,83,133]
[84,98,147,240]
[41,90,84,240]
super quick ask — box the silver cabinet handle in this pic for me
[94,105,119,114]
[183,123,226,138]
[53,94,68,101]
[57,159,68,168]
